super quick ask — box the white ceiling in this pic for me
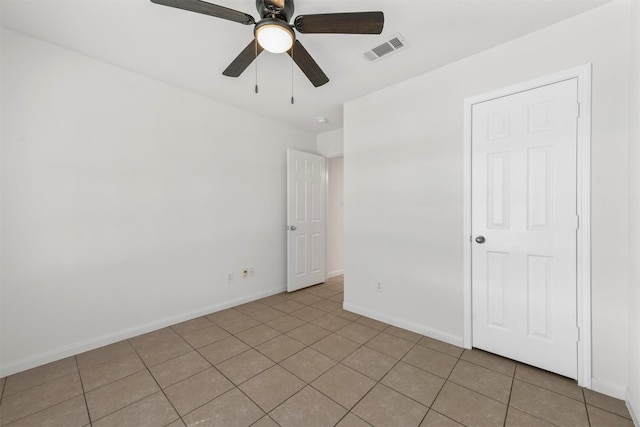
[1,0,611,134]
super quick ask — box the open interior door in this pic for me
[287,149,326,292]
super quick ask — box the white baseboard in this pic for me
[590,377,628,401]
[627,388,640,427]
[327,269,344,279]
[0,286,285,378]
[342,302,464,348]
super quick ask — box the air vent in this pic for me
[364,33,408,62]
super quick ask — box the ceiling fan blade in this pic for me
[151,0,255,25]
[222,39,264,77]
[287,40,329,87]
[294,11,383,34]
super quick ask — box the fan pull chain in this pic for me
[255,40,259,94]
[290,44,295,104]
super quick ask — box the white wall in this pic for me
[344,0,631,398]
[317,128,344,158]
[0,29,316,376]
[626,0,640,422]
[326,156,344,277]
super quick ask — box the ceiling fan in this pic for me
[150,0,384,87]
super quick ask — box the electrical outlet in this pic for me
[242,268,249,279]
[226,272,234,284]
[376,281,383,292]
[249,267,255,277]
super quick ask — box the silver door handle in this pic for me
[288,226,297,231]
[475,235,486,244]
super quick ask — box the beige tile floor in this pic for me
[0,276,634,427]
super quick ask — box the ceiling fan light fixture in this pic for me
[255,19,294,53]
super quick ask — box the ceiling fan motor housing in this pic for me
[256,0,294,22]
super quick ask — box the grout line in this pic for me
[73,355,92,425]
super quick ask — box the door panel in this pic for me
[472,79,579,379]
[287,149,326,292]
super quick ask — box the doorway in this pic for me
[326,156,344,279]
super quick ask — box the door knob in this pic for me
[475,235,486,244]
[289,226,297,231]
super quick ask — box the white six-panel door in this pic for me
[471,79,579,379]
[287,149,326,292]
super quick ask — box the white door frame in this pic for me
[462,64,592,388]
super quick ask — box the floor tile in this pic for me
[0,373,84,425]
[335,323,379,345]
[178,324,230,348]
[420,410,464,426]
[384,326,422,343]
[235,324,280,347]
[280,348,337,383]
[3,357,78,397]
[252,415,280,427]
[355,317,388,331]
[335,413,372,427]
[515,363,583,401]
[79,352,145,391]
[239,365,305,412]
[310,288,340,299]
[365,332,414,359]
[5,281,630,427]
[342,346,397,381]
[311,313,353,332]
[381,361,445,407]
[1,395,89,427]
[587,405,635,427]
[432,381,507,427]
[182,388,264,427]
[246,306,286,323]
[129,328,180,351]
[290,306,326,322]
[332,309,361,322]
[215,314,261,334]
[205,308,244,324]
[311,333,361,361]
[311,364,376,409]
[272,300,306,314]
[584,388,632,419]
[402,345,458,379]
[460,349,516,377]
[259,294,289,308]
[509,379,589,426]
[311,299,343,313]
[448,359,513,403]
[352,383,428,427]
[417,336,463,358]
[235,301,269,314]
[92,392,178,427]
[198,336,250,365]
[163,367,234,416]
[135,336,192,367]
[329,292,345,303]
[265,315,306,334]
[270,386,347,427]
[255,334,306,363]
[215,349,274,385]
[171,317,215,336]
[149,351,211,388]
[291,293,325,306]
[287,324,331,346]
[85,370,159,422]
[505,407,555,426]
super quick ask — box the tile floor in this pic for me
[0,276,634,426]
